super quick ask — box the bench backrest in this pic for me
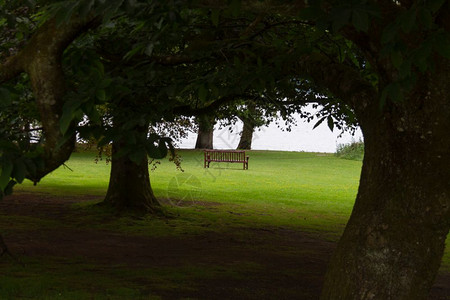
[205,150,246,161]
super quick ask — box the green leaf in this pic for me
[411,43,432,72]
[0,160,13,190]
[60,98,82,135]
[391,51,403,69]
[233,56,241,67]
[399,9,416,33]
[157,139,168,159]
[327,116,334,131]
[0,87,11,107]
[417,8,432,29]
[198,85,207,102]
[145,135,168,159]
[381,23,398,44]
[297,5,318,19]
[96,89,106,101]
[352,11,369,32]
[78,0,95,19]
[93,60,105,76]
[228,0,241,17]
[23,159,37,179]
[125,0,138,14]
[97,136,111,148]
[3,180,16,196]
[55,2,78,25]
[145,43,154,56]
[124,43,144,60]
[380,82,403,108]
[99,78,113,89]
[433,31,450,59]
[257,57,263,69]
[398,60,412,79]
[313,116,326,129]
[425,0,447,13]
[12,159,27,183]
[331,7,351,32]
[211,9,220,27]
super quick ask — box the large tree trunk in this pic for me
[103,126,162,214]
[237,118,254,150]
[195,114,214,149]
[321,70,450,299]
[0,17,98,183]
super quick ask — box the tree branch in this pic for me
[288,52,377,115]
[172,93,258,116]
[1,15,100,182]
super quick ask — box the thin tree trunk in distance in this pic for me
[237,102,257,150]
[195,114,214,149]
[237,119,254,150]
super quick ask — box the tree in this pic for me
[236,101,264,150]
[103,124,162,213]
[272,1,450,298]
[162,1,450,297]
[58,2,193,214]
[1,1,449,299]
[0,1,100,187]
[237,116,254,149]
[194,114,215,149]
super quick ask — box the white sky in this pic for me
[178,112,364,153]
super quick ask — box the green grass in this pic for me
[15,149,450,257]
[5,149,449,298]
[18,150,361,237]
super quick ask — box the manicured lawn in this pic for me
[16,149,450,262]
[18,150,362,238]
[1,149,447,299]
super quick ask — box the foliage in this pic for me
[1,1,450,296]
[335,140,364,161]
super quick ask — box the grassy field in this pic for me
[1,149,448,299]
[18,150,361,238]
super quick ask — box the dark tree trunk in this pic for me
[0,17,98,182]
[237,102,257,150]
[237,119,254,150]
[103,126,162,214]
[195,115,214,149]
[321,70,450,299]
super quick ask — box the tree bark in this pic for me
[321,68,450,299]
[195,114,214,149]
[237,118,254,150]
[0,16,99,182]
[237,102,257,150]
[103,126,162,214]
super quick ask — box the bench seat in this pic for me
[204,150,249,170]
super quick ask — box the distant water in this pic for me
[178,112,363,153]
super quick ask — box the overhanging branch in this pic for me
[287,52,377,114]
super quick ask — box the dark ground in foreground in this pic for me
[0,193,449,299]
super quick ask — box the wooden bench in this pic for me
[204,150,249,170]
